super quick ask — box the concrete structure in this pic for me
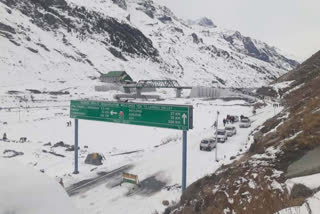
[114,93,160,101]
[123,80,192,98]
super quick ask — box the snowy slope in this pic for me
[0,159,78,214]
[0,90,280,214]
[0,0,298,93]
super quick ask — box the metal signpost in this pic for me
[70,100,193,192]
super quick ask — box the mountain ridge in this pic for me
[0,0,299,92]
[164,49,320,214]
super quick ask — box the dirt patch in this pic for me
[42,149,65,157]
[126,173,167,196]
[51,141,79,151]
[260,117,282,134]
[3,149,24,158]
[26,89,42,94]
[110,150,143,156]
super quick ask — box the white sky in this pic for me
[155,0,320,62]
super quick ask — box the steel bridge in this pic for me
[123,80,192,98]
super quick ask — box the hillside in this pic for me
[277,50,320,93]
[0,1,310,213]
[166,51,320,214]
[0,0,298,93]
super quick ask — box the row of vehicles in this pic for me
[200,126,237,151]
[200,115,251,151]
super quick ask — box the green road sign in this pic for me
[70,100,193,130]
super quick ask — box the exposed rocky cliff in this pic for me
[164,50,320,214]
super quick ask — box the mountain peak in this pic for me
[0,0,298,89]
[197,17,217,27]
[188,17,217,28]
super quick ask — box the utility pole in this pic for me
[215,111,219,162]
[25,96,28,109]
[182,130,187,192]
[18,99,21,121]
[74,119,79,174]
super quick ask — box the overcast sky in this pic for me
[155,0,320,62]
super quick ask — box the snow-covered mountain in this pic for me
[187,17,217,28]
[0,0,299,92]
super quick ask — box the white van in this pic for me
[225,126,237,136]
[216,129,228,143]
[200,138,217,151]
[239,118,251,128]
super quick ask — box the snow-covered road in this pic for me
[0,93,280,214]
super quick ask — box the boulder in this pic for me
[290,184,312,199]
[191,33,203,44]
[162,200,169,206]
[158,15,172,23]
[111,0,127,10]
[197,17,217,28]
[84,153,104,166]
[43,142,51,146]
[65,145,79,152]
[52,141,69,148]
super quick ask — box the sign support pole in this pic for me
[215,111,219,162]
[74,119,79,174]
[182,130,187,192]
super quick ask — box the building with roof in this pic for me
[100,71,133,83]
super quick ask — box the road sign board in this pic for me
[70,100,193,130]
[122,172,139,185]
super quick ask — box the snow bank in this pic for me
[276,191,320,214]
[271,81,294,90]
[0,159,77,214]
[286,173,320,191]
[283,83,305,97]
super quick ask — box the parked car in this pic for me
[232,116,239,122]
[225,126,237,136]
[200,138,217,151]
[240,116,250,122]
[239,119,251,128]
[216,129,228,143]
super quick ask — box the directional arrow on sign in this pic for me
[182,113,187,125]
[110,111,118,115]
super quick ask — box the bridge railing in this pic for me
[135,80,180,88]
